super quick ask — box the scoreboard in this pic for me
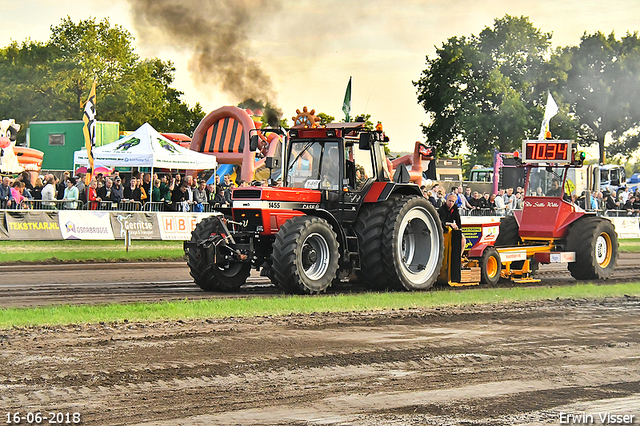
[522,140,573,163]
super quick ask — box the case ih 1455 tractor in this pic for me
[184,121,445,294]
[457,139,618,286]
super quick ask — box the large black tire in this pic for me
[186,216,251,292]
[494,215,521,247]
[480,247,501,285]
[566,216,618,280]
[381,196,445,291]
[271,216,340,294]
[353,200,394,290]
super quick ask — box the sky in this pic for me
[1,0,640,154]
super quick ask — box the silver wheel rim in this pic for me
[595,235,608,265]
[397,207,440,284]
[301,232,330,280]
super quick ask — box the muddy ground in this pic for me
[1,297,639,425]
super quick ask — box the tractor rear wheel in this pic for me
[382,196,444,291]
[186,216,251,292]
[353,200,393,290]
[495,215,521,247]
[566,216,618,280]
[271,216,340,294]
[480,247,501,285]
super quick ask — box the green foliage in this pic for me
[0,17,204,142]
[559,31,640,162]
[415,16,640,166]
[414,15,554,167]
[317,112,335,126]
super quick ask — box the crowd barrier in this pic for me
[0,210,212,241]
[1,199,221,213]
[0,205,638,241]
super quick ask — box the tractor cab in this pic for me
[514,140,589,241]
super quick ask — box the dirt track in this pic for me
[1,252,640,308]
[1,297,639,425]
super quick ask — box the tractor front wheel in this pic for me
[271,216,340,294]
[186,216,251,292]
[566,217,618,280]
[480,247,501,285]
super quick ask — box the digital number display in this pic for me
[522,140,572,163]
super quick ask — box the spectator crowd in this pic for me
[0,170,259,212]
[420,183,640,217]
[2,170,640,217]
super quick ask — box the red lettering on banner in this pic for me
[178,218,187,231]
[164,217,174,232]
[190,218,198,231]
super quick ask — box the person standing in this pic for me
[111,176,124,203]
[0,176,13,209]
[86,179,101,210]
[438,193,466,252]
[193,180,207,212]
[63,177,79,209]
[41,176,56,209]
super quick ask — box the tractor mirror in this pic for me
[265,157,280,169]
[249,134,260,152]
[359,133,372,150]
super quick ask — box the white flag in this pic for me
[539,91,558,139]
[544,91,558,120]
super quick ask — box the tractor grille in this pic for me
[232,189,261,200]
[234,209,263,232]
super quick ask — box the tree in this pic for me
[0,17,204,143]
[559,31,640,162]
[414,15,560,166]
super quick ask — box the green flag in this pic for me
[342,76,352,122]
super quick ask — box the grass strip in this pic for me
[620,238,640,252]
[1,282,639,329]
[0,240,185,262]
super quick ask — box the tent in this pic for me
[74,123,217,202]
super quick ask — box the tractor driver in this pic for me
[546,179,562,197]
[321,146,340,190]
[438,193,466,253]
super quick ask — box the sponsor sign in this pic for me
[0,217,8,240]
[110,212,161,240]
[59,211,114,240]
[5,210,61,240]
[499,250,527,262]
[606,217,640,239]
[462,224,499,250]
[158,213,207,240]
[461,226,482,250]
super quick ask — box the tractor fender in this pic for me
[468,242,491,258]
[363,182,421,203]
[300,208,350,261]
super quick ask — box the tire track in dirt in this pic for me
[1,298,639,425]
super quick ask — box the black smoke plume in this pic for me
[127,0,281,106]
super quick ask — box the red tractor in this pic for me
[184,121,444,294]
[461,139,618,285]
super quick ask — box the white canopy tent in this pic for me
[74,123,217,202]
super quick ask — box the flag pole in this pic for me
[82,79,97,185]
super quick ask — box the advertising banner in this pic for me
[5,210,61,240]
[606,217,640,239]
[110,212,161,240]
[158,212,207,240]
[58,211,114,240]
[0,215,9,240]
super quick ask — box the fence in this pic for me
[1,199,220,212]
